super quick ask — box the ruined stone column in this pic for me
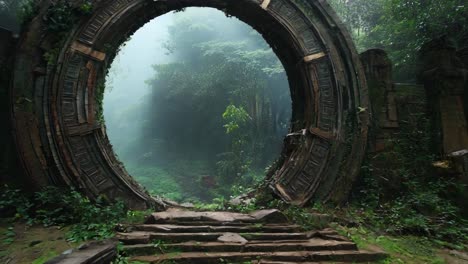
[360,49,398,152]
[448,150,468,216]
[419,37,468,155]
[358,49,405,199]
[420,37,468,216]
[457,47,468,123]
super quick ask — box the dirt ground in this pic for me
[438,249,468,264]
[0,222,78,264]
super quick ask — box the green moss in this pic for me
[78,1,94,15]
[334,225,446,264]
[125,165,183,202]
[351,86,467,243]
[44,1,75,33]
[0,221,79,264]
[44,0,93,34]
[40,0,95,67]
[122,210,153,224]
[95,81,105,123]
[43,47,60,66]
[17,0,38,25]
[32,251,59,264]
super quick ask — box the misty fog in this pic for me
[103,8,293,203]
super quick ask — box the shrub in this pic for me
[0,185,128,242]
[352,115,468,243]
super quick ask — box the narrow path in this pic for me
[116,208,387,263]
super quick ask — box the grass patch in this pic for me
[334,224,447,264]
[32,251,59,264]
[0,222,77,264]
[0,186,128,243]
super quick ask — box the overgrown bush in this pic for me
[17,0,37,25]
[0,186,127,242]
[43,0,94,32]
[328,0,467,81]
[351,115,468,243]
[0,187,34,224]
[43,0,74,33]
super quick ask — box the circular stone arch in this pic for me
[11,0,369,209]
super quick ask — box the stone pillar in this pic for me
[448,150,468,216]
[359,49,404,199]
[419,37,468,155]
[420,37,468,216]
[457,47,468,123]
[360,49,398,152]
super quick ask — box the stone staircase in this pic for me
[116,208,387,263]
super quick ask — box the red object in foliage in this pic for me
[201,175,218,188]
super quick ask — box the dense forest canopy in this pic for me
[329,0,467,80]
[1,0,466,78]
[104,8,291,202]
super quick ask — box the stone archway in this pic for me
[11,0,369,209]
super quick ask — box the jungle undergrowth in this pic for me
[206,111,468,251]
[0,185,141,243]
[347,113,468,246]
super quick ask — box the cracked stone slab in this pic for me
[217,233,248,244]
[146,209,289,224]
[250,209,288,223]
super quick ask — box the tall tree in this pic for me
[139,10,291,198]
[328,0,467,80]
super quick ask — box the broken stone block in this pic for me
[217,233,248,244]
[250,209,288,224]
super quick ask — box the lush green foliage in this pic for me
[126,165,184,201]
[334,224,450,264]
[2,227,15,245]
[43,0,75,33]
[0,187,34,224]
[222,104,250,134]
[0,0,94,31]
[106,9,291,202]
[42,0,93,38]
[350,113,468,243]
[16,0,36,24]
[0,186,127,242]
[324,0,468,245]
[43,47,60,66]
[95,81,105,122]
[0,0,95,66]
[328,0,467,80]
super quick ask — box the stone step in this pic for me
[152,221,255,226]
[129,250,388,263]
[145,208,288,224]
[117,209,388,263]
[44,240,117,264]
[124,224,301,233]
[252,261,348,264]
[117,231,312,244]
[123,239,358,255]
